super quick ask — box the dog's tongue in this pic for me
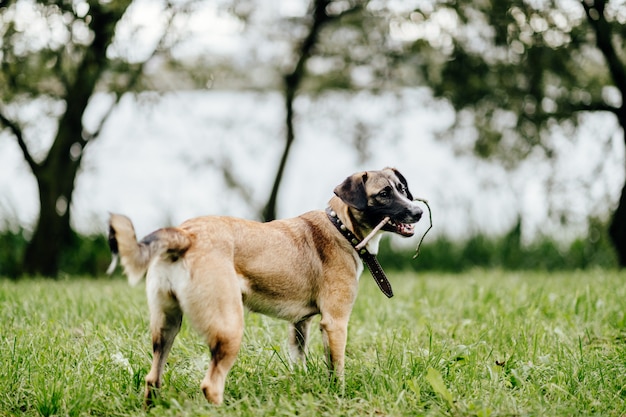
[396,223,415,237]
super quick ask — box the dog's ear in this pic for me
[391,168,414,200]
[334,172,368,210]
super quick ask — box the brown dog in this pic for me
[108,168,422,405]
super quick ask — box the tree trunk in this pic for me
[20,2,131,277]
[610,180,626,267]
[262,86,296,222]
[23,162,78,276]
[609,117,626,267]
[261,0,332,222]
[22,98,90,276]
[583,0,626,266]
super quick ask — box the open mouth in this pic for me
[386,219,416,237]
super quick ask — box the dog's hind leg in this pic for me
[200,328,242,405]
[144,287,183,407]
[289,317,313,367]
[184,267,244,405]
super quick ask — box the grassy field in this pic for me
[1,270,626,416]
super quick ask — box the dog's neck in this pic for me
[327,197,382,255]
[325,200,394,298]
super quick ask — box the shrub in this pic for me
[380,217,618,272]
[0,217,619,277]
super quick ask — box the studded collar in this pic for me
[325,207,394,298]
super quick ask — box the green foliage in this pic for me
[2,271,626,415]
[59,232,113,277]
[0,230,111,279]
[0,215,617,278]
[0,226,28,278]
[378,217,618,272]
[410,0,624,163]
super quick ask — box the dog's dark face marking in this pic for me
[334,168,422,237]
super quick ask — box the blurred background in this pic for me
[0,0,624,277]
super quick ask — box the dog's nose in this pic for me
[404,205,423,222]
[412,206,423,222]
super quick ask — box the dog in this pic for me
[108,167,422,406]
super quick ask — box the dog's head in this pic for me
[334,167,423,237]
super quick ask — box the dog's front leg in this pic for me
[319,316,348,380]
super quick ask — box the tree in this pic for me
[0,0,180,276]
[251,0,402,221]
[209,0,376,222]
[1,0,383,275]
[398,0,626,263]
[261,0,369,221]
[261,0,332,221]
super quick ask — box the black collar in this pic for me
[325,207,393,298]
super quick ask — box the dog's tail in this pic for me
[107,213,191,286]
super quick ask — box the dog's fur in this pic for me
[108,168,422,406]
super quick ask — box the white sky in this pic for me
[0,0,624,246]
[0,89,622,247]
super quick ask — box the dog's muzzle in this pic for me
[386,205,423,237]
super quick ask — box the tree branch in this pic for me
[568,101,620,114]
[582,0,626,104]
[527,100,620,122]
[284,0,361,90]
[0,108,39,174]
[263,0,361,221]
[82,2,182,143]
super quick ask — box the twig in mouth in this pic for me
[413,198,433,259]
[355,217,390,251]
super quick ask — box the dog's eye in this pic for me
[379,188,391,199]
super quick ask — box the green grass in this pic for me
[2,270,626,416]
